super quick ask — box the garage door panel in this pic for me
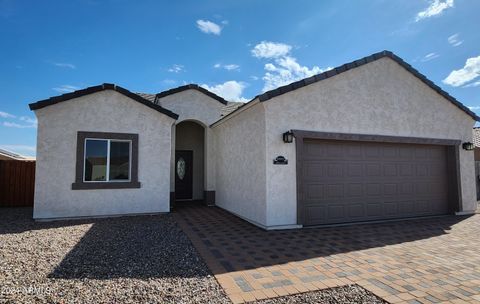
[366,183,381,196]
[301,140,449,226]
[400,163,415,176]
[366,163,382,177]
[366,203,383,216]
[384,163,398,176]
[383,146,398,158]
[305,183,324,201]
[349,203,365,217]
[415,200,430,213]
[384,202,398,215]
[347,183,363,197]
[398,201,415,214]
[326,184,344,198]
[383,183,397,196]
[305,205,327,222]
[348,164,363,176]
[327,163,344,178]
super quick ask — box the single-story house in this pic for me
[29,50,478,229]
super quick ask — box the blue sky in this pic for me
[1,0,479,156]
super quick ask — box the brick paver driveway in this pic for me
[174,205,480,304]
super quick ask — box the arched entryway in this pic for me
[174,120,205,202]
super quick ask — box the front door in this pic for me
[175,150,193,200]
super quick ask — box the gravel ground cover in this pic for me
[0,208,385,304]
[0,208,228,304]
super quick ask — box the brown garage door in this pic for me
[301,139,450,226]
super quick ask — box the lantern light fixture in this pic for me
[282,131,294,143]
[462,142,474,151]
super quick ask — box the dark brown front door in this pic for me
[175,150,193,200]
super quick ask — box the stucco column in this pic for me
[170,123,176,203]
[204,127,216,205]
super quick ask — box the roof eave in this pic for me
[257,50,479,121]
[28,83,179,120]
[155,84,228,105]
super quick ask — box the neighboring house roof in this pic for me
[473,128,480,148]
[29,83,179,119]
[0,148,35,161]
[153,84,228,105]
[254,50,479,121]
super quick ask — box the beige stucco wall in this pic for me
[264,57,477,226]
[158,89,224,194]
[175,121,204,200]
[33,90,175,219]
[213,102,268,227]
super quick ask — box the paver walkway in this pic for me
[174,204,480,304]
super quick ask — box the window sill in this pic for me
[71,181,141,190]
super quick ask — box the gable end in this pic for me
[257,50,479,121]
[29,83,179,119]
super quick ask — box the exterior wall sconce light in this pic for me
[462,142,474,151]
[283,131,294,143]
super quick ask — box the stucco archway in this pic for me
[172,120,205,202]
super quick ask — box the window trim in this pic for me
[72,131,140,190]
[82,138,132,183]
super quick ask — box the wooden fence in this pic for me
[0,160,35,207]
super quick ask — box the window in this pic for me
[72,132,140,190]
[84,139,131,182]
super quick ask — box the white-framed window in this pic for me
[83,138,132,182]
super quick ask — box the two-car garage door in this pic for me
[301,139,451,226]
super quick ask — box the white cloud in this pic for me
[251,41,332,91]
[468,106,480,111]
[251,41,292,59]
[416,0,454,21]
[196,19,222,35]
[52,84,81,93]
[421,52,440,62]
[54,62,76,69]
[213,63,240,71]
[168,64,184,73]
[2,121,36,128]
[0,112,37,129]
[262,56,332,91]
[162,79,177,85]
[448,33,463,47]
[201,81,248,102]
[443,55,480,87]
[0,111,15,118]
[19,116,37,126]
[0,145,36,156]
[463,80,480,88]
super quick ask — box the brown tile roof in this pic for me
[29,83,179,119]
[154,84,228,105]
